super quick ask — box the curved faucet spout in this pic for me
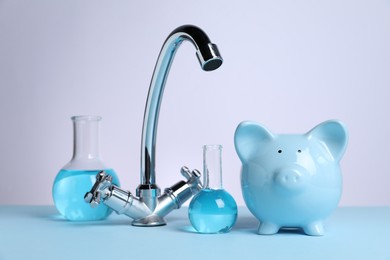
[139,25,223,189]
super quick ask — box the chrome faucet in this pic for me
[84,25,223,226]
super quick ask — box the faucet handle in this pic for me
[84,171,113,208]
[180,166,202,192]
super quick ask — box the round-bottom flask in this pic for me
[52,116,120,221]
[188,145,237,233]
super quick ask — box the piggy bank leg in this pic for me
[303,221,324,236]
[258,222,280,235]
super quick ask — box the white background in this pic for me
[1,0,389,206]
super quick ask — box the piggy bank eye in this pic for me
[297,149,302,153]
[278,150,282,153]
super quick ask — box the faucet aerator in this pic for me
[196,43,223,71]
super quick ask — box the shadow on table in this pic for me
[26,206,132,226]
[175,215,309,236]
[174,215,260,234]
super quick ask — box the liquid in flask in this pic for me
[188,145,237,233]
[52,115,120,221]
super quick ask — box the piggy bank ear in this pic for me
[307,120,348,161]
[234,121,274,162]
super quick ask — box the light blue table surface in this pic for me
[0,206,389,260]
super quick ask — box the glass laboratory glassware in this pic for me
[188,144,238,233]
[52,115,120,221]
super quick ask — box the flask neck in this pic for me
[71,115,101,161]
[203,144,223,190]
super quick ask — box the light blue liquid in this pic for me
[52,169,120,221]
[188,189,237,234]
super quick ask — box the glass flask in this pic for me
[188,144,238,233]
[52,115,120,221]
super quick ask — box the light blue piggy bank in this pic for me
[234,120,348,236]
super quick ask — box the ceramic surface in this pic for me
[234,120,348,235]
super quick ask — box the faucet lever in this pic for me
[180,166,202,191]
[153,166,202,219]
[84,171,113,208]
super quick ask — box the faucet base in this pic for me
[132,215,166,227]
[84,167,202,227]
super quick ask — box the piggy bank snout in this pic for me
[274,167,308,191]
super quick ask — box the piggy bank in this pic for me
[234,120,348,236]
